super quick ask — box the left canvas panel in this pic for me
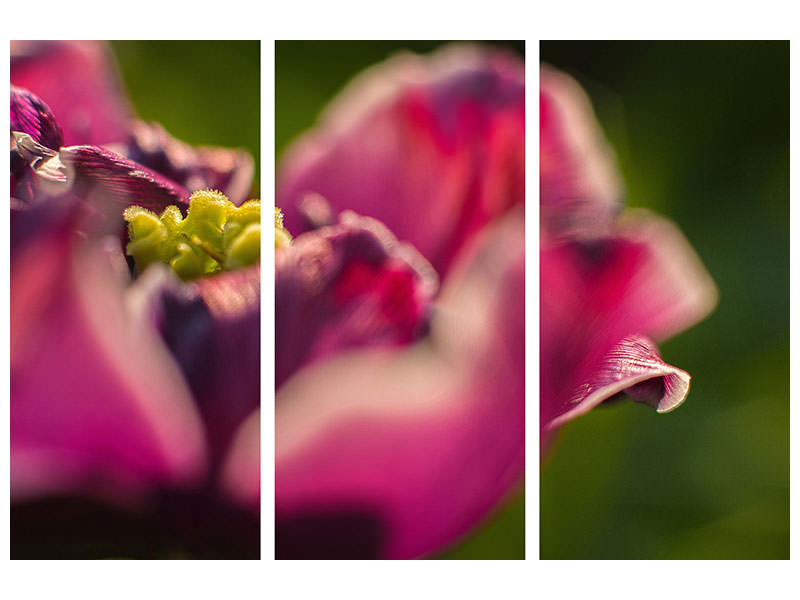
[10,40,261,559]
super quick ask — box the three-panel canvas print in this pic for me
[8,40,788,560]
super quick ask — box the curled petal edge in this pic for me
[546,334,690,432]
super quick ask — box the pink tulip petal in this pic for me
[11,40,132,145]
[540,64,622,240]
[276,211,524,559]
[123,121,254,206]
[11,221,208,503]
[276,211,438,389]
[613,211,719,341]
[546,335,690,431]
[128,264,261,460]
[541,211,717,437]
[59,144,190,214]
[278,44,524,276]
[10,85,63,150]
[14,140,191,235]
[220,409,260,513]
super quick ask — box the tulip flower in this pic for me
[10,41,260,558]
[275,44,525,559]
[539,65,718,450]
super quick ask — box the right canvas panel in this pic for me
[540,40,789,559]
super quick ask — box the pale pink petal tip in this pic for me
[547,335,691,431]
[619,210,719,341]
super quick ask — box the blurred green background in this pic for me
[276,40,526,560]
[540,41,789,559]
[111,40,260,192]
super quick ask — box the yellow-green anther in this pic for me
[226,222,261,269]
[124,189,261,280]
[160,205,184,233]
[275,206,292,248]
[183,189,231,250]
[225,200,261,248]
[123,205,171,271]
[170,241,211,280]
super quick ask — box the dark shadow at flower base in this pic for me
[276,508,386,560]
[11,490,259,560]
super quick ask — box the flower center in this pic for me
[124,189,261,280]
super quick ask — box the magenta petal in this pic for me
[59,145,190,213]
[540,65,622,240]
[276,211,524,559]
[547,335,690,431]
[10,86,63,150]
[276,211,438,389]
[129,264,260,461]
[611,212,718,341]
[278,44,524,276]
[123,121,255,206]
[16,139,190,221]
[191,266,261,454]
[11,40,132,146]
[11,224,208,503]
[11,143,191,235]
[541,212,717,438]
[220,409,260,513]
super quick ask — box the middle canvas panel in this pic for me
[274,40,526,560]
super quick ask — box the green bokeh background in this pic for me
[111,40,260,193]
[541,41,789,559]
[276,40,526,560]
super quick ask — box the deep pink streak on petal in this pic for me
[275,211,438,390]
[11,41,133,146]
[276,211,524,559]
[278,44,524,277]
[332,260,424,336]
[10,224,208,503]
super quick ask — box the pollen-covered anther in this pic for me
[124,189,261,280]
